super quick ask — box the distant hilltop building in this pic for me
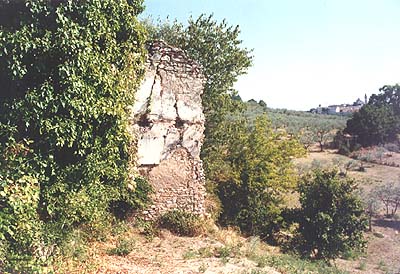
[310,95,368,115]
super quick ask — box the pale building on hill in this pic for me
[311,96,367,115]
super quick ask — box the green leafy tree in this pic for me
[345,85,400,146]
[298,170,367,260]
[217,116,305,238]
[0,0,150,270]
[299,127,316,150]
[315,124,337,152]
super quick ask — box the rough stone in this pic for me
[130,41,206,218]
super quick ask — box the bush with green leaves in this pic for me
[298,169,367,260]
[159,210,204,237]
[216,116,305,238]
[107,237,135,257]
[0,0,150,270]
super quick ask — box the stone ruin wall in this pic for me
[130,41,206,219]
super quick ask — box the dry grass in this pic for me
[295,149,400,191]
[52,225,280,274]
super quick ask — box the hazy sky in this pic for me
[142,0,400,110]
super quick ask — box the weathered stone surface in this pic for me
[132,69,156,116]
[182,124,204,158]
[130,41,206,219]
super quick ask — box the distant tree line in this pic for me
[243,100,348,151]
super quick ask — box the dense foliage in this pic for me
[298,170,367,260]
[159,210,204,237]
[215,116,305,237]
[345,85,400,146]
[0,0,150,270]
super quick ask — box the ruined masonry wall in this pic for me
[130,41,206,219]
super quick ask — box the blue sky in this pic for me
[141,0,400,110]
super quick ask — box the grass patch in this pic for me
[377,260,388,272]
[357,260,367,270]
[135,217,159,240]
[159,210,204,237]
[106,238,135,256]
[198,247,214,258]
[341,249,364,260]
[182,249,197,260]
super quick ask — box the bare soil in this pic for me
[55,227,280,274]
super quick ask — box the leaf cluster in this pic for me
[345,85,400,146]
[298,169,367,260]
[0,0,150,270]
[215,116,305,238]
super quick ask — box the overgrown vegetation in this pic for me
[143,14,253,212]
[298,170,367,260]
[143,15,367,265]
[0,0,151,271]
[344,84,400,147]
[143,15,307,240]
[0,3,378,271]
[159,210,204,237]
[216,116,305,238]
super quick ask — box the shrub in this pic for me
[135,217,159,240]
[182,249,197,260]
[298,169,367,260]
[107,238,135,256]
[384,142,400,153]
[217,116,305,239]
[159,210,203,237]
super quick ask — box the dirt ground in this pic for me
[55,227,280,274]
[95,232,279,274]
